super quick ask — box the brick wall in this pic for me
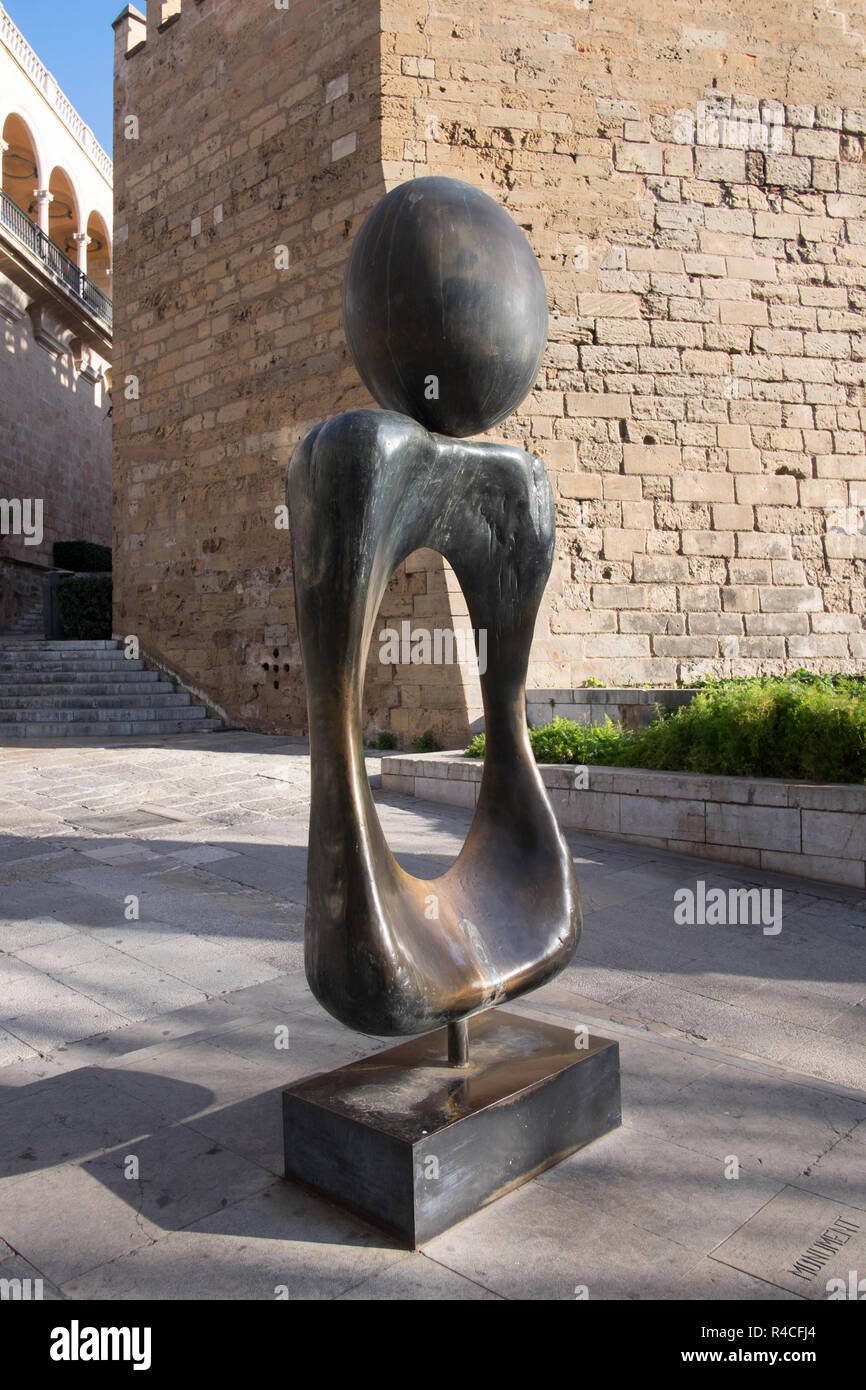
[114,0,866,743]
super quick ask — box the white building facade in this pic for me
[0,2,113,633]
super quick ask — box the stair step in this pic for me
[0,656,144,672]
[0,675,163,692]
[0,678,168,697]
[0,718,225,739]
[0,655,143,665]
[0,652,128,662]
[0,640,118,651]
[0,692,192,711]
[2,600,44,636]
[0,639,221,739]
[0,644,121,655]
[0,646,127,655]
[0,704,207,722]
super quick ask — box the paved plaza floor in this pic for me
[0,731,863,1300]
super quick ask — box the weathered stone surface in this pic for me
[0,732,864,1299]
[112,1,866,743]
[710,1189,866,1300]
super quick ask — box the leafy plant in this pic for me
[411,729,442,753]
[466,731,486,758]
[376,730,398,750]
[465,680,866,784]
[692,669,866,700]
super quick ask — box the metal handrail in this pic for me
[0,189,113,330]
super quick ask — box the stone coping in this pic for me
[530,687,699,705]
[382,753,866,888]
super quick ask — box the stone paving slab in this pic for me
[0,731,863,1300]
[709,1188,866,1300]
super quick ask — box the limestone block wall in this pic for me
[0,555,41,632]
[383,0,866,688]
[0,286,111,569]
[1,278,111,634]
[112,0,475,743]
[383,752,866,888]
[526,687,697,730]
[113,0,866,745]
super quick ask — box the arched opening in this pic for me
[85,210,111,294]
[1,113,39,217]
[46,166,79,257]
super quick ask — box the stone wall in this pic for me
[383,0,866,688]
[0,279,111,628]
[0,555,41,632]
[527,687,697,730]
[383,751,866,889]
[112,0,479,743]
[113,0,866,744]
[1,3,113,632]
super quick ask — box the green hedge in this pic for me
[466,677,866,784]
[56,574,113,640]
[54,541,112,573]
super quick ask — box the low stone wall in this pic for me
[0,556,43,633]
[382,753,866,889]
[528,687,698,730]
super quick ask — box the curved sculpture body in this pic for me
[287,409,581,1036]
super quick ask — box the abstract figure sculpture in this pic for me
[282,179,620,1245]
[286,176,582,1042]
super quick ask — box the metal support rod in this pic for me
[448,1018,470,1068]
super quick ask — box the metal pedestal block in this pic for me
[283,1009,621,1247]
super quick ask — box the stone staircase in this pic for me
[3,596,44,638]
[0,639,224,739]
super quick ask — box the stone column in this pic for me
[33,188,53,233]
[72,231,89,274]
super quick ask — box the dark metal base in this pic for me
[282,1009,621,1247]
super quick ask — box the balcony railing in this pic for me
[0,189,112,330]
[0,5,113,184]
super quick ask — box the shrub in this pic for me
[467,716,629,765]
[694,668,866,700]
[53,541,112,573]
[466,681,866,784]
[466,731,485,758]
[411,729,442,753]
[627,680,866,783]
[56,574,112,640]
[376,730,398,750]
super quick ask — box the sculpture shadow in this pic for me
[3,1053,862,1288]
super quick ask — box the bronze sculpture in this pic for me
[282,179,620,1245]
[286,176,582,1044]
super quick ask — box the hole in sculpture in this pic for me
[362,548,483,877]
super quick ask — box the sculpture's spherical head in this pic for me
[343,177,548,438]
